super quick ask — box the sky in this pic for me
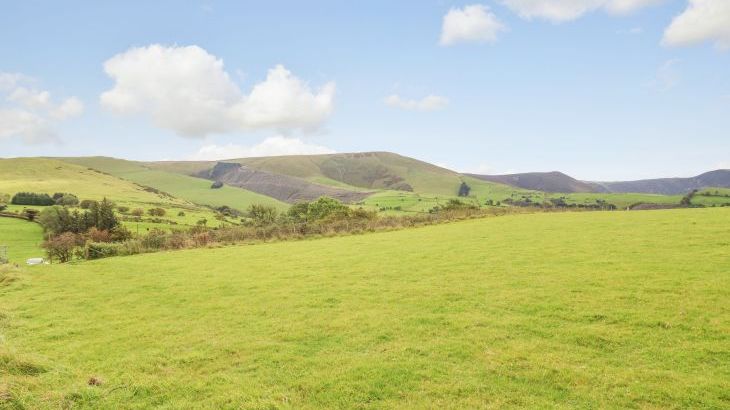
[1,0,729,181]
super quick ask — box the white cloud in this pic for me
[188,136,335,160]
[0,73,84,144]
[100,44,336,138]
[440,4,506,45]
[385,94,449,111]
[663,0,730,50]
[499,0,663,23]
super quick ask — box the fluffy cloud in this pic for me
[0,72,84,144]
[100,45,336,137]
[384,94,449,111]
[188,136,335,160]
[663,0,730,49]
[440,4,506,45]
[499,0,664,22]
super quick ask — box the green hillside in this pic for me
[0,158,187,207]
[61,157,288,212]
[1,208,728,408]
[229,152,468,195]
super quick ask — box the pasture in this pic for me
[1,208,728,408]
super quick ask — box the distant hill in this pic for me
[150,151,472,197]
[595,170,730,195]
[468,169,730,195]
[466,171,603,193]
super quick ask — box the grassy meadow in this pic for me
[1,208,728,408]
[0,218,43,263]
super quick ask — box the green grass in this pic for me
[62,157,288,212]
[0,217,43,263]
[692,188,730,207]
[1,208,728,408]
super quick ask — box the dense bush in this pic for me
[211,181,223,189]
[52,193,79,206]
[148,208,166,217]
[38,198,119,235]
[12,192,55,206]
[79,199,96,209]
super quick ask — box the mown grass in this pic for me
[0,217,43,263]
[1,208,728,408]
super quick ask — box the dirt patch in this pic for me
[200,163,373,204]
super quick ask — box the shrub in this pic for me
[23,208,40,221]
[79,199,97,209]
[141,229,167,250]
[131,208,144,217]
[11,192,55,206]
[458,182,471,197]
[117,206,130,213]
[53,193,79,206]
[148,208,166,217]
[0,204,6,212]
[85,242,121,260]
[177,211,185,216]
[43,232,81,263]
[211,181,223,189]
[248,204,278,226]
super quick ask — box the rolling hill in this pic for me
[60,157,289,211]
[466,171,603,193]
[151,152,470,196]
[595,169,730,195]
[469,169,730,195]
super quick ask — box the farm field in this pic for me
[1,208,728,408]
[0,218,43,263]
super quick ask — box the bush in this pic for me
[11,192,55,206]
[248,204,278,226]
[131,208,144,217]
[177,211,185,216]
[79,199,96,209]
[117,206,130,213]
[211,181,223,189]
[0,204,6,212]
[53,193,79,206]
[458,182,471,197]
[85,242,121,260]
[43,232,81,263]
[148,208,166,217]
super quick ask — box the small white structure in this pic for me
[26,258,44,265]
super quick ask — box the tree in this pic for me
[458,182,471,197]
[55,194,80,206]
[248,204,278,226]
[306,197,350,221]
[11,192,55,206]
[43,232,79,263]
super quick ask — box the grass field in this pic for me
[0,218,43,263]
[1,208,728,408]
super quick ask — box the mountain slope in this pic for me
[199,162,372,204]
[219,152,466,196]
[467,171,603,193]
[595,170,730,195]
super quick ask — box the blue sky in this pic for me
[1,0,728,180]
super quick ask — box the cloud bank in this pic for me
[100,45,336,138]
[188,136,335,160]
[0,72,84,144]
